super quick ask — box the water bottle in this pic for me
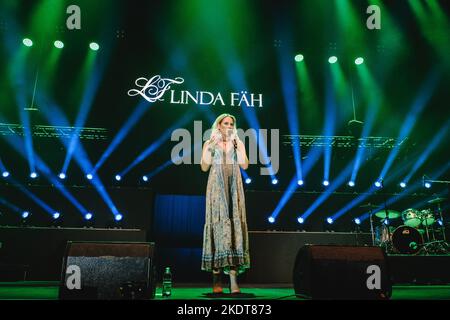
[162,267,172,297]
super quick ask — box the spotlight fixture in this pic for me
[400,182,406,188]
[355,57,364,65]
[294,54,304,62]
[375,180,382,188]
[142,176,148,182]
[115,175,122,181]
[21,211,32,226]
[353,218,362,233]
[59,173,66,179]
[272,178,278,185]
[297,217,304,224]
[86,174,93,180]
[324,217,335,232]
[245,178,252,184]
[348,181,355,187]
[89,42,99,51]
[83,212,94,228]
[323,180,329,187]
[297,180,304,186]
[2,171,10,178]
[54,40,64,49]
[23,38,33,47]
[115,214,123,221]
[328,56,338,64]
[268,217,275,223]
[425,182,431,189]
[30,172,38,179]
[53,212,61,220]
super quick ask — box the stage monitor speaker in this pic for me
[59,241,156,300]
[293,245,391,300]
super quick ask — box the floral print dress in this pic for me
[201,144,250,274]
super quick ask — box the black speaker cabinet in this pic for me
[59,241,156,300]
[293,245,391,300]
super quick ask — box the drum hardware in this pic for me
[360,203,380,246]
[391,225,423,255]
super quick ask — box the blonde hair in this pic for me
[210,113,237,140]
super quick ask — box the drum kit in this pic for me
[364,197,448,255]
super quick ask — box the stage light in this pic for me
[23,38,33,47]
[327,217,334,224]
[89,42,99,51]
[355,57,364,65]
[86,174,93,180]
[294,54,304,62]
[22,211,30,219]
[400,182,406,188]
[30,172,38,179]
[54,40,64,49]
[245,178,252,184]
[2,171,9,178]
[384,219,390,225]
[59,173,66,180]
[375,180,382,188]
[53,212,61,220]
[328,56,338,64]
[84,213,93,220]
[268,217,275,223]
[425,182,431,189]
[323,180,329,187]
[142,176,148,182]
[348,181,355,187]
[115,175,122,181]
[297,217,304,224]
[272,178,278,185]
[297,180,304,186]
[115,214,123,221]
[437,219,443,227]
[354,218,361,225]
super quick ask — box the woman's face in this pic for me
[217,116,235,137]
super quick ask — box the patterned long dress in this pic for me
[201,144,250,275]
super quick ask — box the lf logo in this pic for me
[366,265,381,290]
[66,265,81,290]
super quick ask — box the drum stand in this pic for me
[421,202,449,254]
[369,208,375,246]
[437,202,447,243]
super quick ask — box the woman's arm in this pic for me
[236,140,249,170]
[200,140,213,172]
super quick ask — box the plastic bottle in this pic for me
[162,267,172,297]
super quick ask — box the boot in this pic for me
[212,269,223,294]
[229,269,240,294]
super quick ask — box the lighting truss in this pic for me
[0,123,108,140]
[283,135,408,149]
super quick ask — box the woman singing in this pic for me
[200,113,250,294]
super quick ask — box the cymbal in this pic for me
[374,210,400,219]
[428,197,446,204]
[360,203,379,209]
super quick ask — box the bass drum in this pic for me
[392,225,423,255]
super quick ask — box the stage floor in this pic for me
[0,282,449,300]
